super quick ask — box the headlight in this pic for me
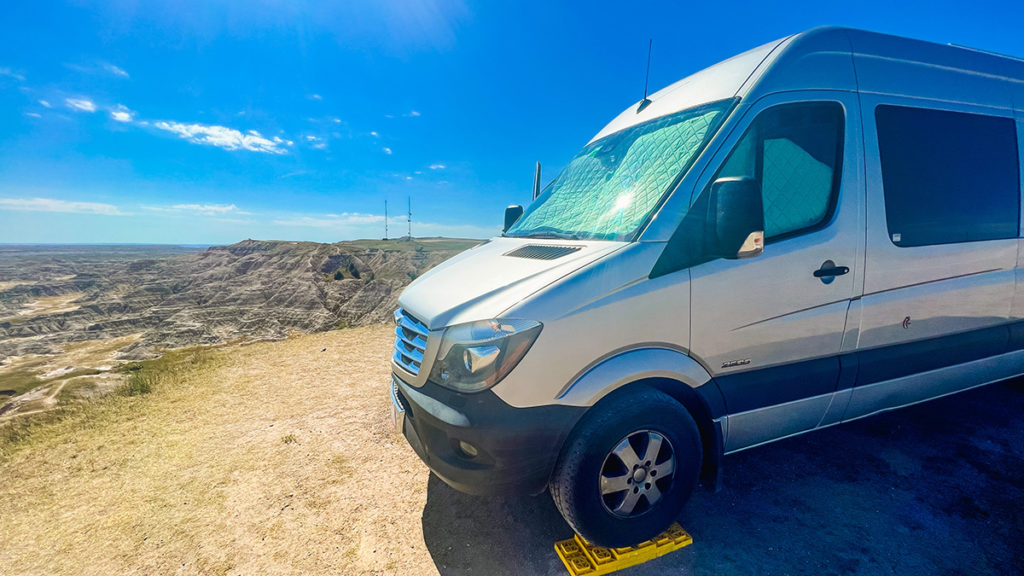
[429,319,542,393]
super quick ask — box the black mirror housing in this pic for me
[504,205,524,233]
[707,177,764,259]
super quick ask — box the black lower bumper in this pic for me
[393,374,585,496]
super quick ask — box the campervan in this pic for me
[391,27,1024,546]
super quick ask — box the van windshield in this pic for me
[506,100,733,241]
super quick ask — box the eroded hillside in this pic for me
[0,238,477,413]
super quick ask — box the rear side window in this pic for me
[714,102,844,240]
[876,105,1020,247]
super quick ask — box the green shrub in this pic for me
[123,372,152,396]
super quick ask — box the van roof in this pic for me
[590,27,1024,143]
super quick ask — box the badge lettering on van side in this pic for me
[721,358,751,369]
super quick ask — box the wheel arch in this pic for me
[642,377,725,491]
[557,347,727,491]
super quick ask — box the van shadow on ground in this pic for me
[421,379,1024,576]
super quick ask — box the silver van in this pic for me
[390,27,1024,546]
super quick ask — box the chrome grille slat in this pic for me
[393,350,421,374]
[394,325,427,350]
[396,342,424,363]
[397,316,428,339]
[393,308,428,375]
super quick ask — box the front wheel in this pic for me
[549,386,702,548]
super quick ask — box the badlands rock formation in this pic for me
[0,238,478,362]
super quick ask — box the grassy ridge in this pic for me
[0,347,219,459]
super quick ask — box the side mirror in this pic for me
[504,205,524,232]
[707,177,764,259]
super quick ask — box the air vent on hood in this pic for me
[504,245,582,260]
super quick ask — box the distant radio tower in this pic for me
[384,199,389,240]
[407,196,412,239]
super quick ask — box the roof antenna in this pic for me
[637,39,653,113]
[533,161,542,200]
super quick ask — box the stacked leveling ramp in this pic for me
[554,523,693,575]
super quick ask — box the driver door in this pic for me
[687,92,864,451]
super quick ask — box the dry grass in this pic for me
[0,324,437,575]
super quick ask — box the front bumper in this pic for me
[391,374,585,496]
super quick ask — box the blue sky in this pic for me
[1,0,1021,244]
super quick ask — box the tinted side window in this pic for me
[715,102,844,240]
[876,105,1020,247]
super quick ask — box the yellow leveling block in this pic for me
[554,523,693,575]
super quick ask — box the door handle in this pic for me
[813,266,850,278]
[813,259,849,281]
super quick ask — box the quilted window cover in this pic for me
[508,102,729,241]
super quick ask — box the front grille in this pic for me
[393,308,428,375]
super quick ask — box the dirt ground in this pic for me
[1,323,1022,575]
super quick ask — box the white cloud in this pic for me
[0,197,123,215]
[38,100,51,108]
[25,112,42,118]
[110,105,133,122]
[370,131,379,137]
[143,203,251,216]
[175,203,243,214]
[273,212,386,227]
[305,135,327,150]
[67,62,129,78]
[406,110,421,117]
[66,98,97,113]
[0,68,25,81]
[382,147,392,155]
[413,221,498,239]
[429,163,446,170]
[267,210,495,241]
[104,63,129,78]
[309,93,323,101]
[331,117,342,124]
[153,121,288,154]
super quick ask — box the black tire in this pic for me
[549,386,702,548]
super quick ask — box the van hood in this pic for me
[397,237,627,329]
